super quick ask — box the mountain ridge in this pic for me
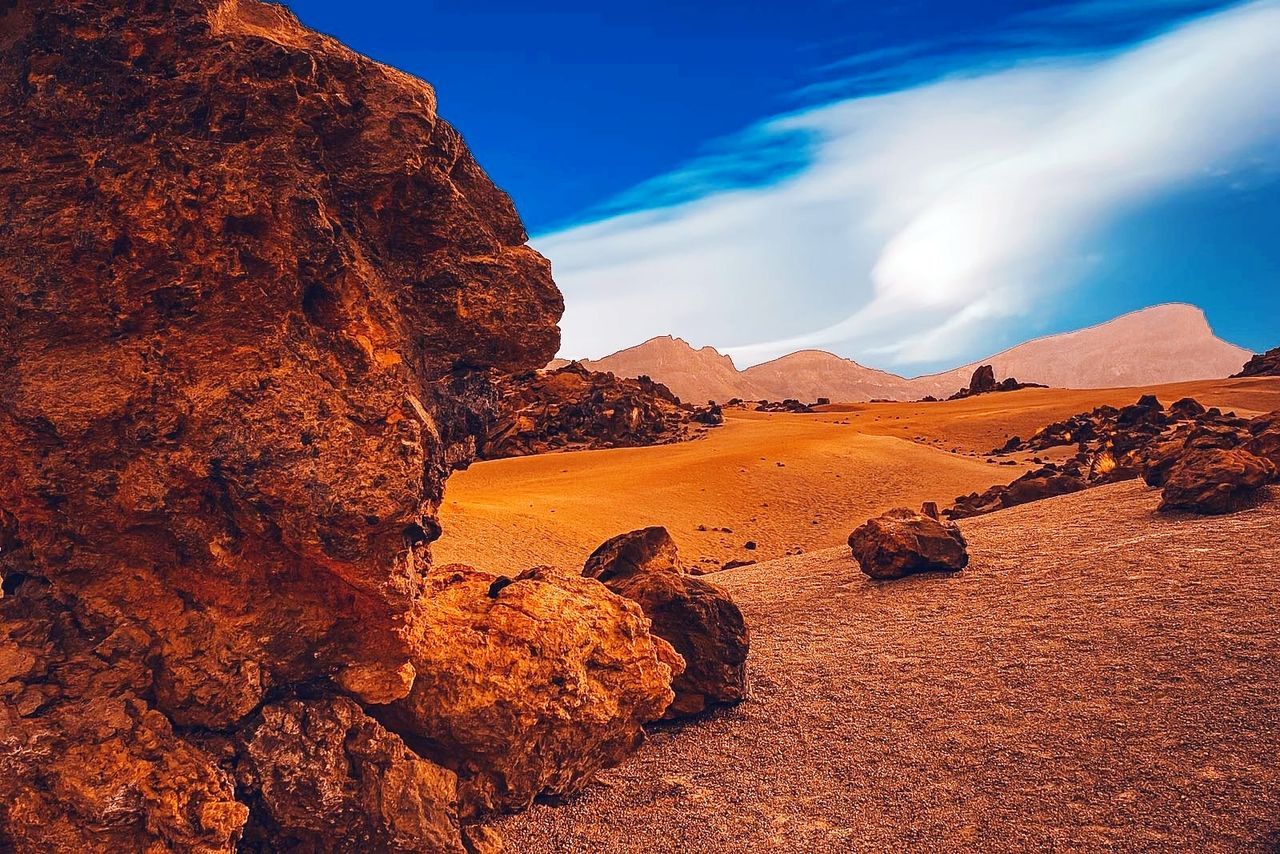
[566,304,1253,403]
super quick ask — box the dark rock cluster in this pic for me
[1231,347,1280,378]
[482,362,721,458]
[949,396,1279,518]
[755,399,816,413]
[946,365,1046,401]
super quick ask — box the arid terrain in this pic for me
[496,480,1280,851]
[437,377,1280,571]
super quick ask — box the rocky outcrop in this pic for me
[1232,347,1280,378]
[0,2,675,850]
[1158,449,1276,514]
[946,365,1045,400]
[482,363,719,459]
[948,465,1089,519]
[755,399,816,413]
[848,508,970,580]
[583,528,750,719]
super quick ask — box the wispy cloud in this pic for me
[539,1,1280,368]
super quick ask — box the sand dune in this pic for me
[435,377,1280,573]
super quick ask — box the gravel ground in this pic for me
[498,481,1280,852]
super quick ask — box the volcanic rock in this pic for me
[583,529,750,719]
[238,698,465,852]
[607,570,750,719]
[948,465,1088,519]
[1246,412,1280,468]
[947,365,1045,400]
[1232,347,1280,378]
[0,1,682,849]
[1158,449,1275,514]
[482,363,718,458]
[584,526,684,582]
[756,399,816,413]
[848,509,970,580]
[382,565,680,817]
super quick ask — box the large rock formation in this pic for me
[482,362,719,459]
[946,364,1044,401]
[0,2,675,849]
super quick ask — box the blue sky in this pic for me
[288,0,1279,371]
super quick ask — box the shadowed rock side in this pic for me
[482,362,721,459]
[0,1,679,850]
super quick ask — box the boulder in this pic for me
[238,698,465,852]
[969,365,998,394]
[1158,449,1276,515]
[607,571,750,719]
[584,526,684,582]
[848,508,970,580]
[584,528,750,719]
[1169,397,1207,419]
[383,565,680,816]
[1246,412,1280,468]
[1232,347,1280,378]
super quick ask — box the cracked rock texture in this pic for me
[0,1,672,850]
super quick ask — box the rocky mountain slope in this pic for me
[578,305,1251,403]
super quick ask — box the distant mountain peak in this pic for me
[566,304,1251,404]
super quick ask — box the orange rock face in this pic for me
[0,1,678,850]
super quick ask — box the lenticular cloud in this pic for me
[539,0,1280,367]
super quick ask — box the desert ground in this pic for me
[436,376,1280,850]
[436,377,1280,571]
[496,481,1280,852]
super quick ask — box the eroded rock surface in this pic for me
[848,508,970,580]
[0,1,685,849]
[382,565,679,817]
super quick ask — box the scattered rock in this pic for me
[722,559,757,571]
[1158,449,1276,515]
[744,541,758,550]
[848,509,970,580]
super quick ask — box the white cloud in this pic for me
[538,1,1280,368]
